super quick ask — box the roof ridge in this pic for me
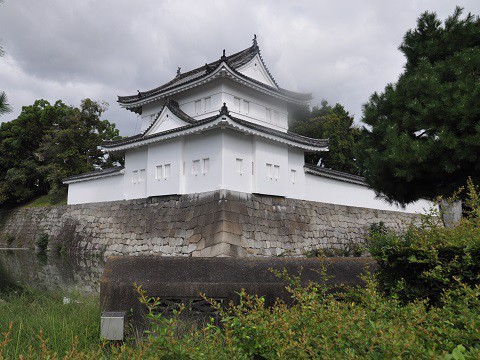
[118,42,258,103]
[304,164,365,183]
[116,38,312,110]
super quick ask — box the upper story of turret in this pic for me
[117,36,312,134]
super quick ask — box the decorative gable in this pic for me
[144,107,191,136]
[236,53,278,88]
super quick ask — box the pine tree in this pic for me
[359,7,480,204]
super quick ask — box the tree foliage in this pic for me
[0,11,11,117]
[290,100,363,175]
[359,7,480,204]
[0,99,122,206]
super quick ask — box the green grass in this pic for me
[0,290,100,359]
[21,194,67,208]
[0,278,479,359]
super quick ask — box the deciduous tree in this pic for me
[0,99,121,206]
[290,101,362,175]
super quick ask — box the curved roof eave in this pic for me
[63,166,125,184]
[102,114,327,153]
[118,62,311,111]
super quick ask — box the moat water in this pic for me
[0,249,105,296]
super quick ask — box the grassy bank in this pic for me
[0,290,99,359]
[21,194,67,208]
[0,278,479,359]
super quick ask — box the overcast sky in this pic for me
[1,0,479,136]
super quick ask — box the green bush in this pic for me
[36,233,49,253]
[130,271,480,359]
[367,179,480,305]
[1,273,479,358]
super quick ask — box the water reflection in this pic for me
[0,250,105,295]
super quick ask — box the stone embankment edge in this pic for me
[0,190,421,258]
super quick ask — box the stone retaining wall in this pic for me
[0,190,421,258]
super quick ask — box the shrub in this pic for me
[367,179,480,305]
[36,233,49,253]
[1,272,479,358]
[131,270,480,359]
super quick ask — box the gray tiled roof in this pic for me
[103,104,328,150]
[304,164,365,185]
[63,166,124,183]
[117,41,311,111]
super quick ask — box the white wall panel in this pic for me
[67,175,124,204]
[252,137,288,196]
[124,147,148,200]
[305,173,432,213]
[147,139,183,196]
[222,130,253,193]
[184,130,223,193]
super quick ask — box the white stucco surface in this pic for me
[67,174,124,205]
[304,173,432,213]
[147,138,183,196]
[184,130,223,194]
[124,147,148,200]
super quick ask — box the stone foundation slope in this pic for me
[0,190,422,258]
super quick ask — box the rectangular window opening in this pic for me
[164,164,171,179]
[266,108,272,122]
[273,165,279,180]
[156,165,163,180]
[243,100,249,114]
[202,158,209,174]
[192,160,200,175]
[291,169,296,184]
[205,97,211,112]
[236,158,243,175]
[195,100,202,115]
[266,163,272,179]
[234,97,241,112]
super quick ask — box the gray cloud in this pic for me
[1,0,479,135]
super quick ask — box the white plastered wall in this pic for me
[184,129,223,193]
[147,138,183,196]
[124,147,148,200]
[252,137,289,196]
[178,81,224,120]
[221,130,253,193]
[305,173,432,213]
[287,147,306,199]
[236,54,277,88]
[67,175,125,204]
[220,81,288,131]
[140,100,165,132]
